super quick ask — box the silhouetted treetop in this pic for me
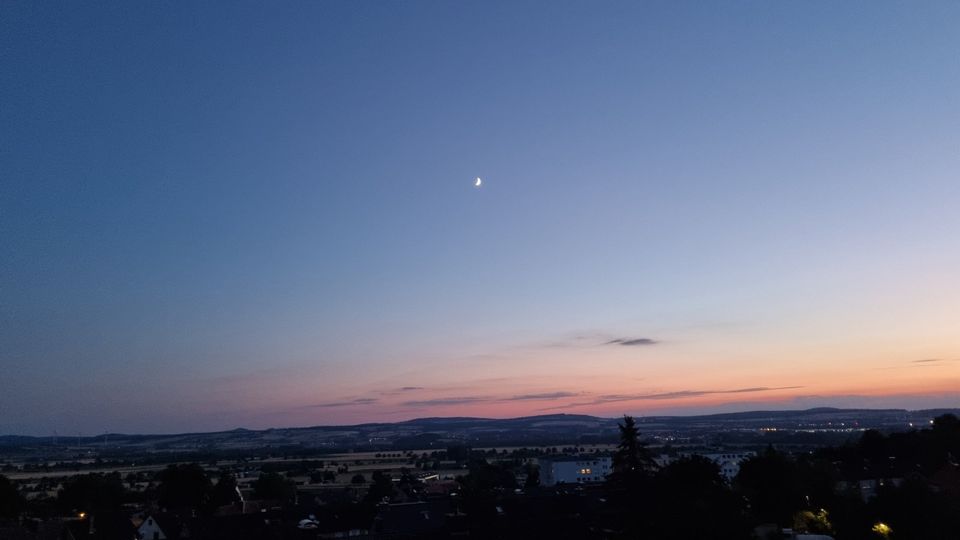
[611,415,656,479]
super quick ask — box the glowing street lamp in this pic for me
[871,521,892,538]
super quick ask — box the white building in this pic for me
[539,456,612,485]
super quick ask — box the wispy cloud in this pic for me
[307,398,379,408]
[379,386,428,396]
[407,388,804,411]
[543,386,803,409]
[401,396,490,407]
[504,391,580,401]
[401,391,580,407]
[602,386,802,403]
[606,338,658,346]
[536,332,661,350]
[875,358,959,370]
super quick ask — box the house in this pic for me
[539,456,612,485]
[137,514,184,540]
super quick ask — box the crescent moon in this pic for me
[474,177,482,187]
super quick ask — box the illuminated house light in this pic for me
[540,457,612,485]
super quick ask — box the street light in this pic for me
[872,521,892,538]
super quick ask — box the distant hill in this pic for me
[1,408,956,453]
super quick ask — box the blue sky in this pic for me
[2,2,959,435]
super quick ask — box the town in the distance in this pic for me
[1,407,958,539]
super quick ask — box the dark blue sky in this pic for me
[2,2,959,435]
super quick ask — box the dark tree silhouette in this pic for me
[0,474,22,518]
[156,464,212,514]
[363,471,395,505]
[864,477,960,540]
[651,456,750,540]
[602,417,659,537]
[455,458,518,532]
[458,459,517,494]
[252,472,296,503]
[735,447,804,527]
[611,415,656,482]
[524,463,540,489]
[210,471,241,508]
[933,413,960,433]
[932,413,960,460]
[446,445,470,463]
[58,473,126,515]
[396,468,421,498]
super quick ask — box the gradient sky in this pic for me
[2,2,959,435]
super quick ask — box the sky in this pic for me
[2,1,959,435]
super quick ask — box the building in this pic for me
[539,456,612,485]
[137,514,184,540]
